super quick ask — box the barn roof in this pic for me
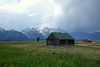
[53,32,74,40]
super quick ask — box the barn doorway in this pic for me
[59,40,66,45]
[68,40,74,45]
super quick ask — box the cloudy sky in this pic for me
[0,0,100,32]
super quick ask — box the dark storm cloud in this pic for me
[54,0,100,32]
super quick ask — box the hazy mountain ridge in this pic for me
[0,28,30,41]
[0,27,100,41]
[70,32,100,40]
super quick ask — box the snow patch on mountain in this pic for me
[22,27,66,39]
[0,27,5,32]
[40,27,66,36]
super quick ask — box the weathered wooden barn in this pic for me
[46,32,75,46]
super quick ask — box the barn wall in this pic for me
[46,39,59,46]
[59,40,74,46]
[59,40,68,46]
[46,39,74,46]
[46,33,59,46]
[59,40,66,46]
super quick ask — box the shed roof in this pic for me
[53,32,74,40]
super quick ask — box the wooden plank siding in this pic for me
[46,39,59,46]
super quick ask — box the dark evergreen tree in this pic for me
[37,37,40,42]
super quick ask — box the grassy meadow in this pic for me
[0,41,100,67]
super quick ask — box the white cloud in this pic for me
[7,17,11,20]
[28,12,37,17]
[0,0,55,30]
[54,5,63,16]
[0,0,41,14]
[49,0,55,6]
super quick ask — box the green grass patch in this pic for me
[0,41,100,67]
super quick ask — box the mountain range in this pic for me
[0,27,100,41]
[0,27,30,41]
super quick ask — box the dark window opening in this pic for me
[59,40,66,45]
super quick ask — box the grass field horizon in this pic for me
[0,41,100,67]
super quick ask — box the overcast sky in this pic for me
[0,0,100,32]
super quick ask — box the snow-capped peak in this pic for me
[39,27,66,36]
[21,27,66,39]
[0,27,5,32]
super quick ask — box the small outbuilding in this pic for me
[46,32,75,46]
[83,39,92,43]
